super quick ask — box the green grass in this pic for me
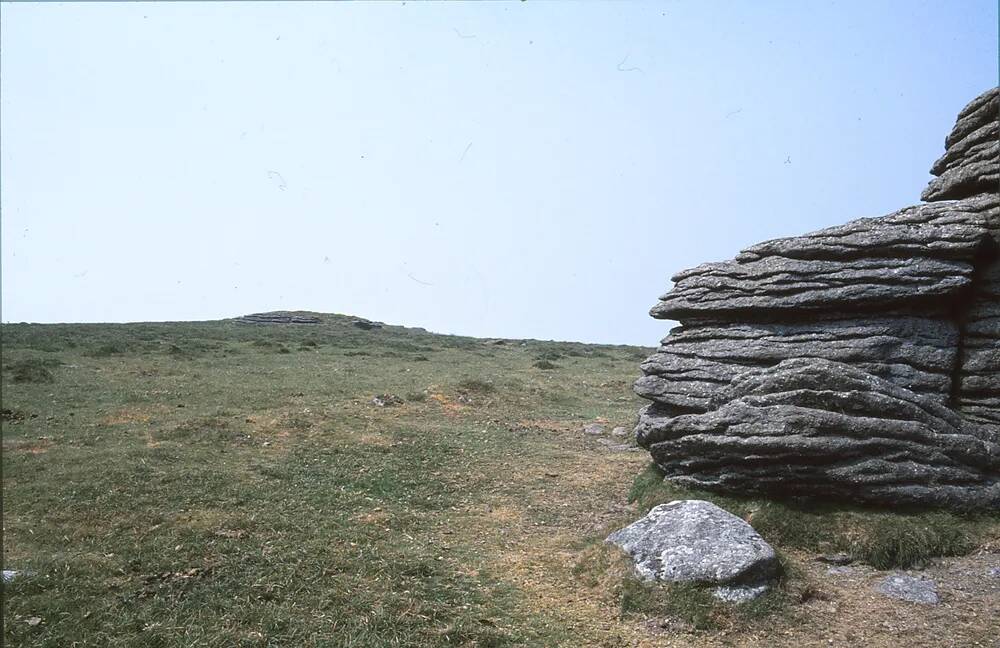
[620,580,718,630]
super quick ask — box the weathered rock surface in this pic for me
[875,574,939,605]
[923,87,999,202]
[634,88,1000,509]
[651,195,996,323]
[636,359,1000,509]
[606,500,778,601]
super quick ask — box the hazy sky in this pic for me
[2,1,997,345]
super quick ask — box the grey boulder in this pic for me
[606,499,778,602]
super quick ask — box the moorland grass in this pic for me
[1,315,652,647]
[3,314,997,647]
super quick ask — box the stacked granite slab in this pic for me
[922,89,1000,427]
[236,312,321,325]
[635,87,1000,510]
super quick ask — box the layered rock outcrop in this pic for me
[236,312,321,325]
[635,87,1000,510]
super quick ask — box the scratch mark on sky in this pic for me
[617,54,642,73]
[267,170,287,191]
[407,273,434,286]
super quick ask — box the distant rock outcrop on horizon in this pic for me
[634,87,1000,510]
[236,312,321,325]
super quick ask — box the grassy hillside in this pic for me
[3,314,998,647]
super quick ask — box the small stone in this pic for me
[611,426,629,437]
[582,423,605,436]
[826,566,853,576]
[875,573,939,605]
[371,394,402,407]
[2,569,27,583]
[597,438,642,452]
[713,583,770,602]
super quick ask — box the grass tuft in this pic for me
[848,513,976,569]
[87,342,128,357]
[166,343,192,359]
[620,579,718,629]
[456,378,496,394]
[5,358,61,383]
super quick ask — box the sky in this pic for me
[2,1,997,345]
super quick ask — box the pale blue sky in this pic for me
[2,1,997,344]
